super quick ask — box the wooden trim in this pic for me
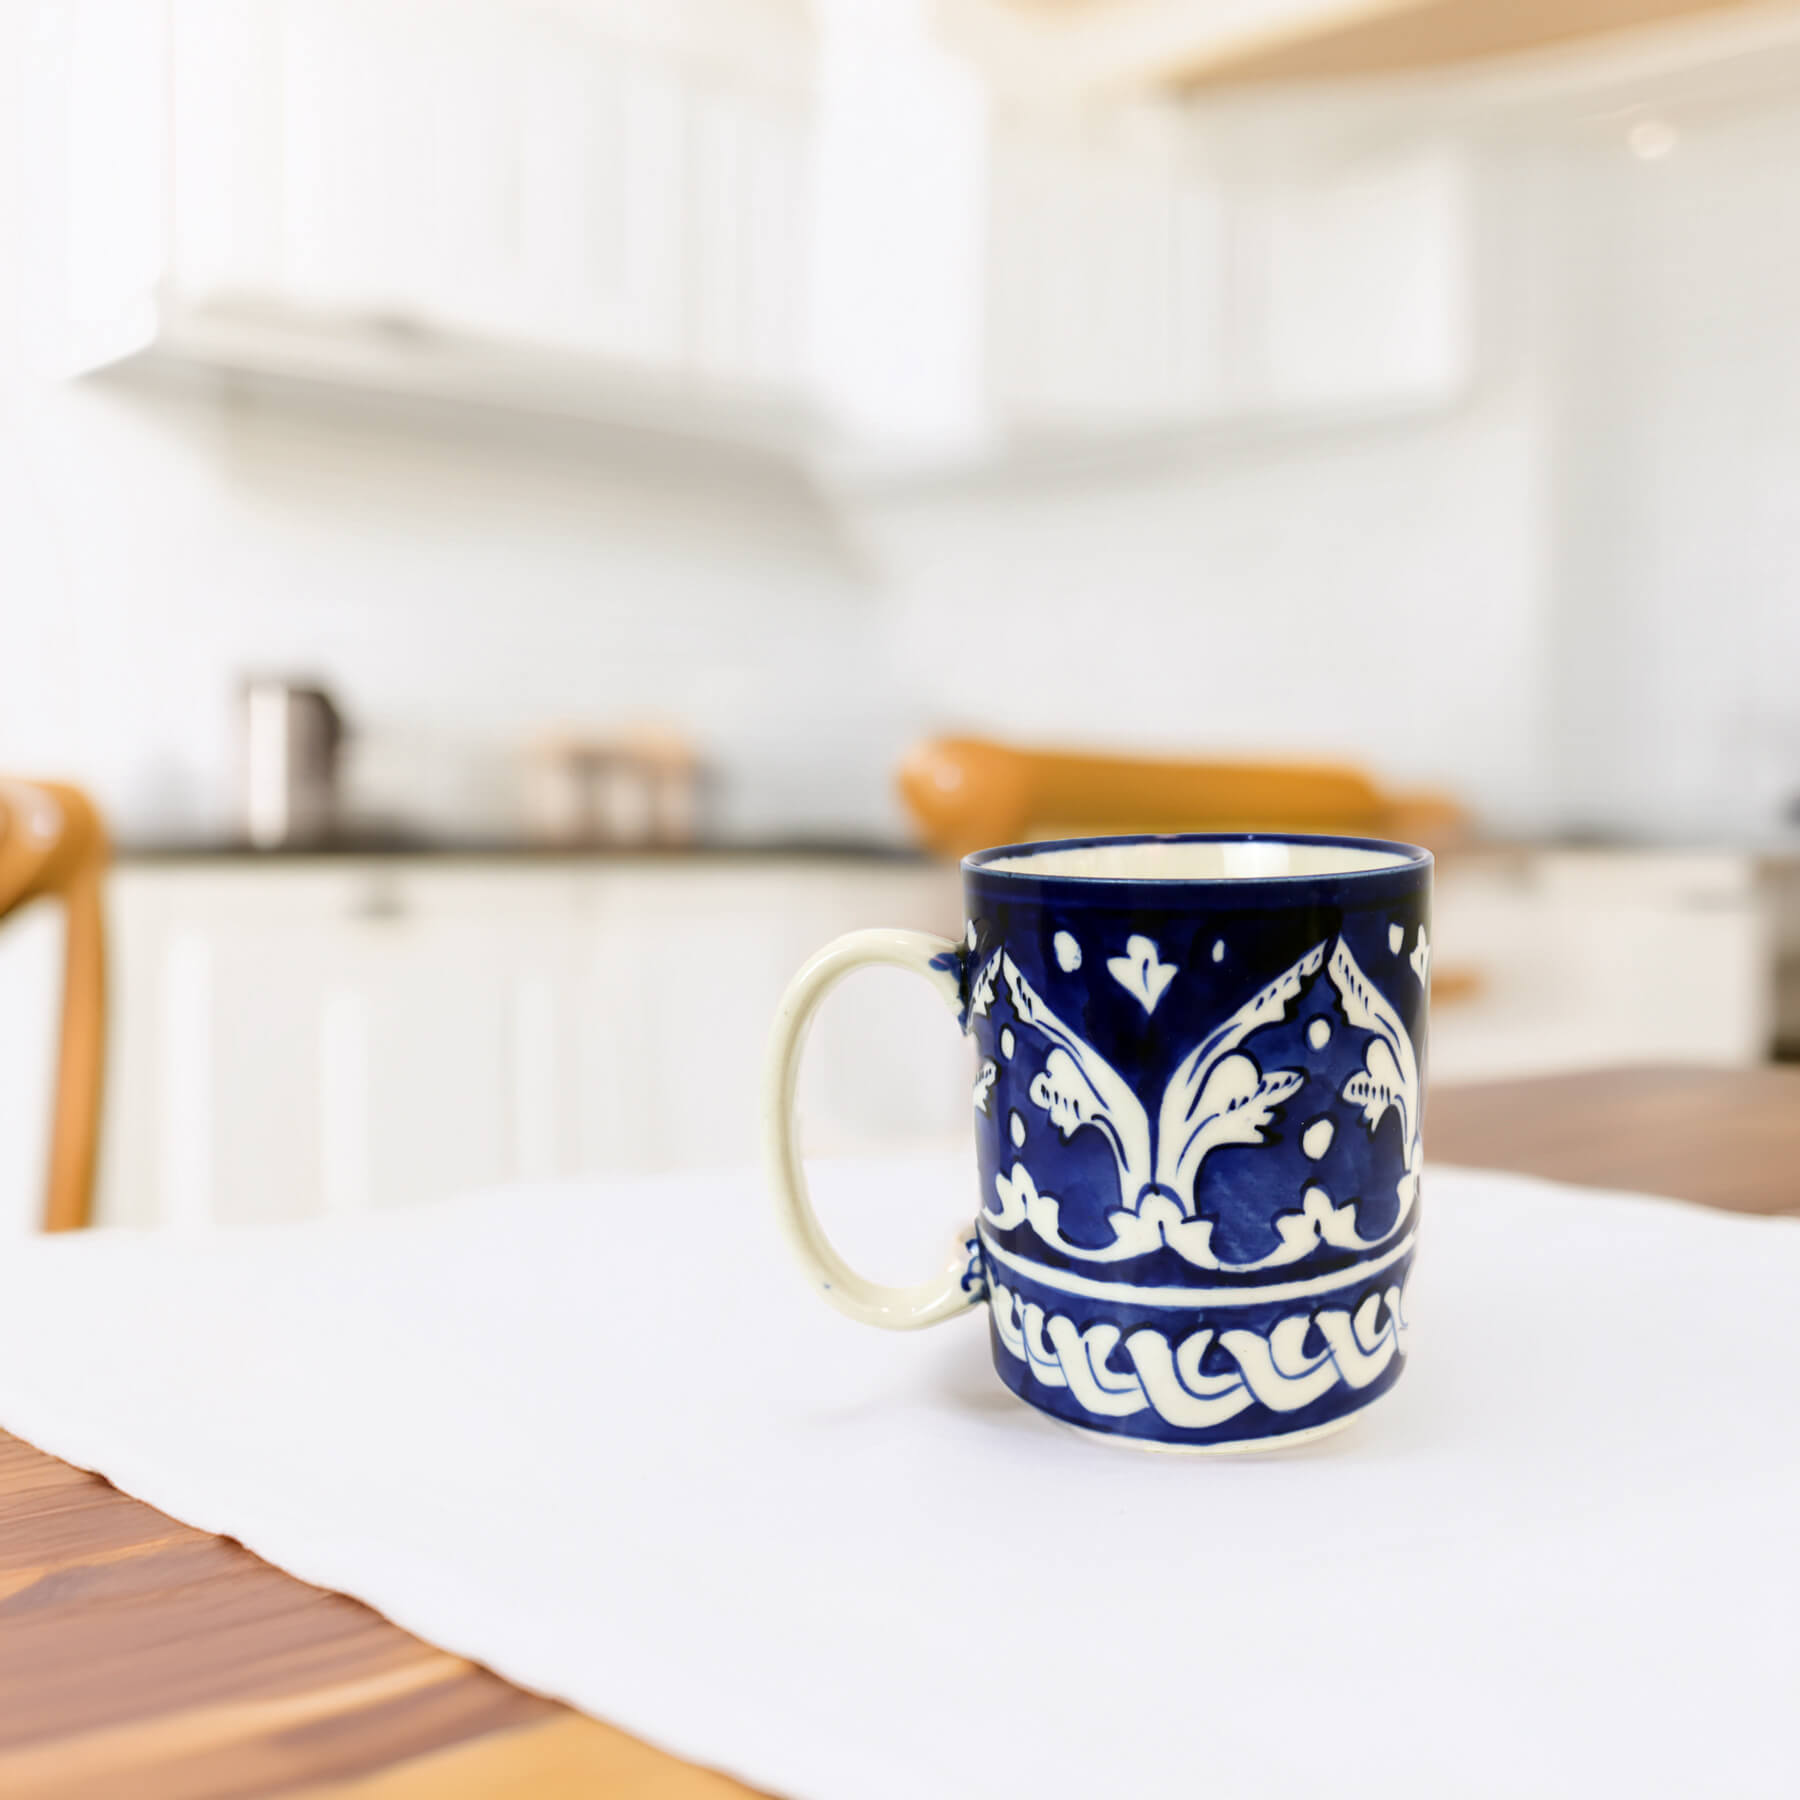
[949,0,1768,95]
[1177,0,1762,87]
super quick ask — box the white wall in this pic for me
[1544,101,1800,841]
[0,351,1564,843]
[1,273,1560,846]
[861,377,1553,828]
[0,375,916,841]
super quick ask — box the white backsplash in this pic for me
[0,375,915,842]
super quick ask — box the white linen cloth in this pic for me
[0,1159,1796,1799]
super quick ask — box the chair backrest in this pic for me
[897,737,1465,859]
[0,780,108,1230]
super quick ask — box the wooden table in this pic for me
[2,1065,1795,1799]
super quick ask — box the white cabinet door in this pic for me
[95,857,968,1229]
[1245,143,1470,416]
[574,860,966,1174]
[987,108,1226,431]
[1428,850,1773,1083]
[158,0,814,388]
[99,863,584,1227]
[985,118,1470,437]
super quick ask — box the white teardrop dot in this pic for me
[1388,923,1405,954]
[999,1027,1015,1059]
[1211,940,1225,963]
[966,921,977,949]
[1009,1110,1026,1148]
[1307,1017,1331,1051]
[1053,931,1082,972]
[1302,1117,1335,1160]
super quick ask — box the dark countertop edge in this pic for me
[110,836,1800,866]
[112,837,935,864]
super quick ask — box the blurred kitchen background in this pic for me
[0,0,1796,1235]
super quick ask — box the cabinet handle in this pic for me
[350,882,407,922]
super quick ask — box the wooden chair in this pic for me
[898,736,1466,860]
[0,780,108,1231]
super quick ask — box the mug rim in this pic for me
[961,830,1433,887]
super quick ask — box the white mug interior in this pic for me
[974,837,1417,881]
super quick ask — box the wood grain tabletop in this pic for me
[1,1063,1795,1799]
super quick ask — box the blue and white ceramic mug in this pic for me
[765,833,1432,1452]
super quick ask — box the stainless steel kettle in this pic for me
[239,679,343,848]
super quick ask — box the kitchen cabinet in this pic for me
[56,0,1471,473]
[64,0,819,454]
[986,113,1468,436]
[90,856,970,1230]
[1429,849,1775,1081]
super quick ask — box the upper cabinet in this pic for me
[173,1,813,385]
[53,0,1474,478]
[74,0,817,458]
[986,104,1469,440]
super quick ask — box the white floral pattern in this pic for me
[1106,935,1179,1014]
[972,1059,998,1115]
[984,931,1425,1272]
[1409,925,1431,988]
[1329,938,1424,1229]
[1007,941,1320,1213]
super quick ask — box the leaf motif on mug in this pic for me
[972,1059,998,1115]
[1329,938,1423,1229]
[1106,935,1178,1014]
[967,950,1002,1021]
[1409,926,1431,988]
[1004,942,1321,1228]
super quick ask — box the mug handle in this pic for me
[763,928,983,1331]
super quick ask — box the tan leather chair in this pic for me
[898,736,1465,860]
[0,779,108,1230]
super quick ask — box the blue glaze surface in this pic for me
[956,833,1431,1450]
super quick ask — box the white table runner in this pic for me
[1,1160,1796,1798]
